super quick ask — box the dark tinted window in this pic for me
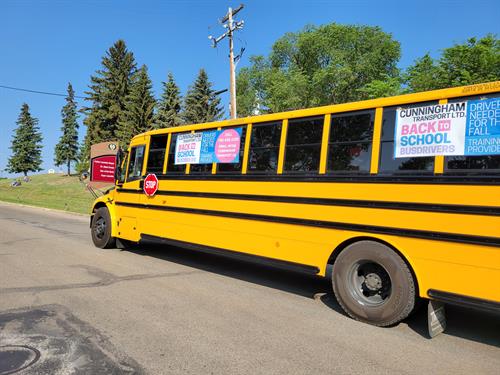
[248,122,282,173]
[378,102,436,174]
[284,116,323,173]
[166,133,186,174]
[146,135,168,174]
[190,163,213,174]
[217,126,247,174]
[327,111,374,173]
[126,145,145,181]
[445,93,500,173]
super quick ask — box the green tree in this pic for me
[117,65,156,147]
[357,75,403,99]
[155,72,183,128]
[79,40,137,171]
[7,103,43,176]
[54,83,79,175]
[405,53,445,92]
[183,69,224,124]
[236,23,401,114]
[406,35,500,92]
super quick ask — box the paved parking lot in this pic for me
[0,202,499,374]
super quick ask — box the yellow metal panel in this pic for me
[150,179,500,207]
[370,108,383,174]
[434,98,448,174]
[277,119,288,174]
[242,124,252,174]
[142,135,151,176]
[319,114,331,174]
[133,203,500,301]
[162,133,172,174]
[147,194,499,238]
[212,126,221,174]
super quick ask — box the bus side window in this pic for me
[284,116,323,173]
[146,135,168,174]
[327,110,374,174]
[378,103,435,175]
[445,93,500,174]
[189,163,213,174]
[217,126,247,174]
[247,121,282,173]
[166,133,186,174]
[126,145,145,182]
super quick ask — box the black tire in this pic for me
[91,207,116,249]
[332,240,416,327]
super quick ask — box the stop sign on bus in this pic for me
[143,174,159,196]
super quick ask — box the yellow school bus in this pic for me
[90,81,500,327]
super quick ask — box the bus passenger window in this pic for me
[328,111,374,173]
[247,121,282,173]
[190,163,213,174]
[284,116,323,173]
[217,126,247,173]
[126,145,145,181]
[146,135,168,174]
[378,104,435,174]
[166,133,186,174]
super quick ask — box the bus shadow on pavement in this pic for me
[128,241,500,347]
[404,303,500,346]
[126,241,345,315]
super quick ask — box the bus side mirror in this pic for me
[115,148,125,183]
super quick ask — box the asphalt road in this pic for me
[0,202,499,375]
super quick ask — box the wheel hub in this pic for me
[364,273,382,291]
[94,217,106,239]
[347,260,392,307]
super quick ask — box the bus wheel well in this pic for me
[90,202,108,228]
[92,202,107,213]
[327,236,420,297]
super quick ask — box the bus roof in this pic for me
[132,80,500,141]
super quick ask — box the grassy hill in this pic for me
[0,174,98,214]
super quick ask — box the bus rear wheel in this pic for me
[332,240,416,327]
[91,207,116,249]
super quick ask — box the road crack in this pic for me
[0,265,199,294]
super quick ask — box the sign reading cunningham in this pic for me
[394,97,500,158]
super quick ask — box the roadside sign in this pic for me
[89,141,119,187]
[143,173,159,197]
[91,155,116,183]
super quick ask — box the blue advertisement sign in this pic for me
[464,97,500,156]
[199,130,218,164]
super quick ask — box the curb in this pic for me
[0,200,88,217]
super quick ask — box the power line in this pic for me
[0,84,86,99]
[208,4,245,119]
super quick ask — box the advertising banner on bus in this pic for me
[394,97,500,157]
[175,128,242,164]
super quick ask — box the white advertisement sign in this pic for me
[394,102,467,158]
[174,133,202,165]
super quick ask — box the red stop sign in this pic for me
[143,174,159,196]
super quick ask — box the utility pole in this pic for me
[209,4,244,119]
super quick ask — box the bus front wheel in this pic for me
[332,240,416,327]
[91,207,116,249]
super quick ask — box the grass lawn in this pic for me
[0,174,98,214]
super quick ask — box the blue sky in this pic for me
[1,0,499,176]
